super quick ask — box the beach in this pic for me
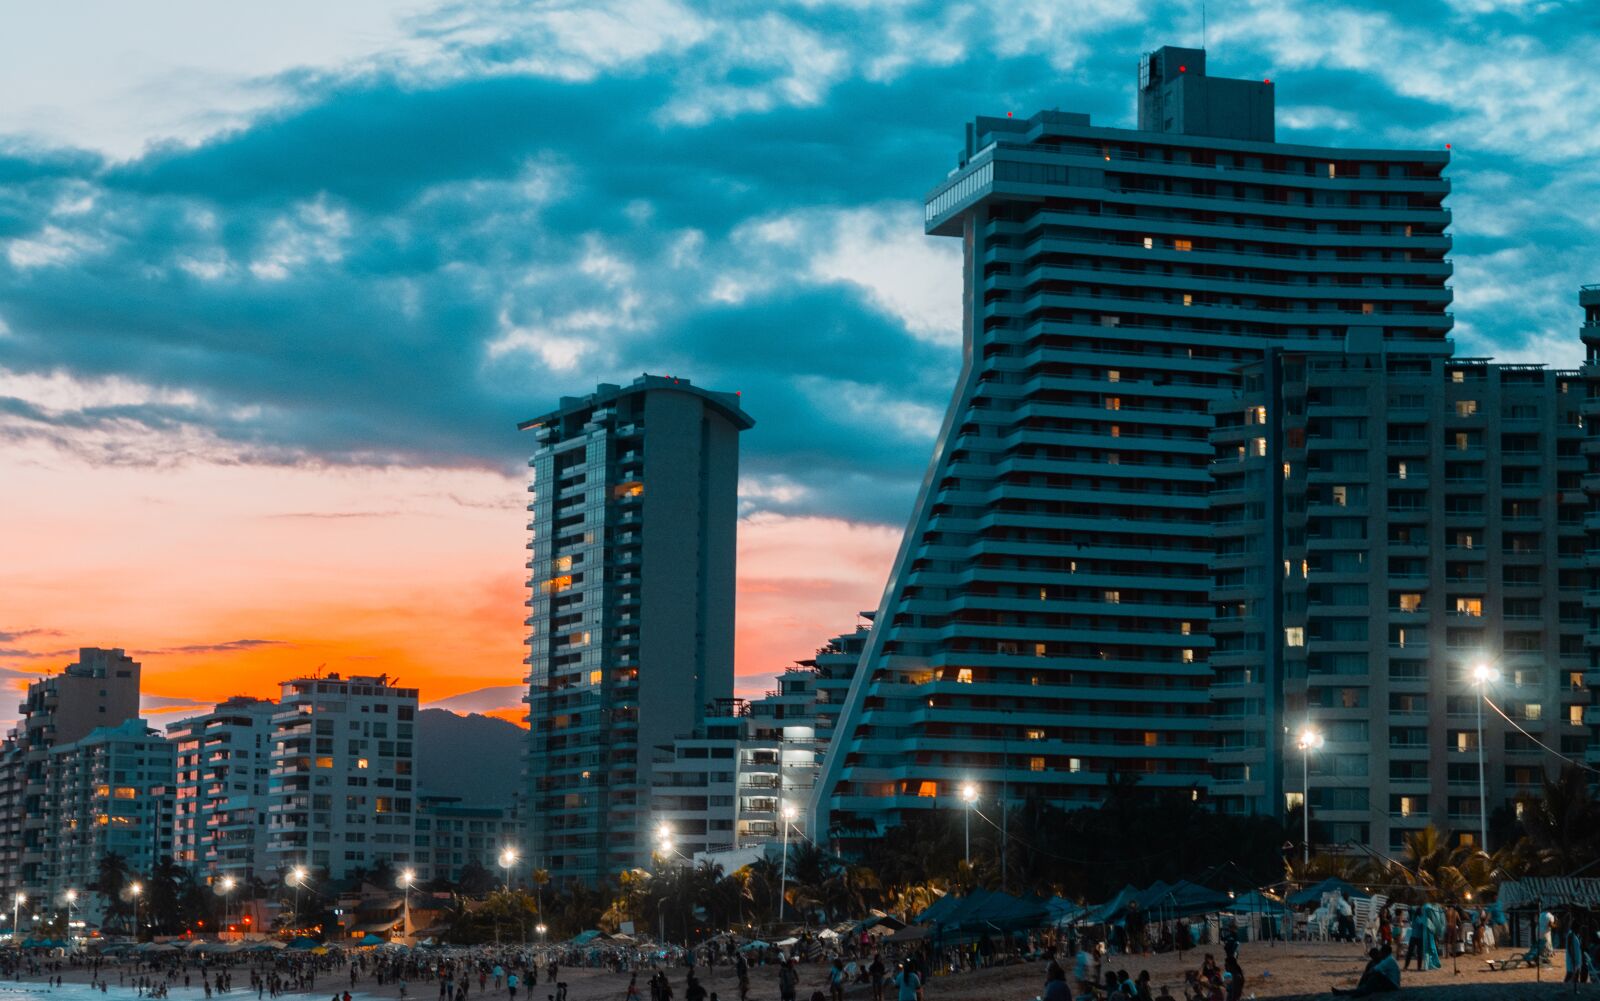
[19,942,1599,1001]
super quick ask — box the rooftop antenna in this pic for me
[1202,2,1207,50]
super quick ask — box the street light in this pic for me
[778,804,797,925]
[1296,727,1323,866]
[1473,663,1501,853]
[63,890,77,947]
[536,922,547,946]
[11,893,22,944]
[287,866,308,930]
[960,783,978,868]
[499,849,517,892]
[129,883,142,941]
[219,877,236,940]
[398,869,415,941]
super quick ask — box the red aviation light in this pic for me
[1179,65,1186,72]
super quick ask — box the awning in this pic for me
[1500,878,1600,911]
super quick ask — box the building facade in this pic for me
[1577,285,1600,767]
[168,697,277,883]
[520,375,752,884]
[45,719,176,901]
[415,796,522,884]
[266,673,419,881]
[1211,346,1586,850]
[813,46,1454,843]
[0,648,143,896]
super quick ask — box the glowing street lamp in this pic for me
[397,869,415,940]
[499,849,518,892]
[778,804,797,925]
[11,893,22,944]
[536,922,547,946]
[1472,663,1500,852]
[287,866,308,929]
[1296,727,1324,866]
[218,877,236,939]
[62,889,77,946]
[960,782,978,867]
[129,883,143,941]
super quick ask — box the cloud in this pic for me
[135,639,288,656]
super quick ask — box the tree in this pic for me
[457,861,496,897]
[92,853,132,933]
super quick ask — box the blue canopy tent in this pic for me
[1286,878,1369,908]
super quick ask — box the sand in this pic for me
[22,942,1598,1001]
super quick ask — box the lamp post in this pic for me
[287,866,307,931]
[778,804,796,926]
[656,826,674,944]
[1473,663,1500,853]
[1296,728,1323,866]
[11,893,22,945]
[129,883,142,941]
[959,783,978,869]
[398,869,415,942]
[63,889,77,948]
[219,877,235,940]
[536,923,547,948]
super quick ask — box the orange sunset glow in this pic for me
[0,437,899,728]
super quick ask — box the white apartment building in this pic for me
[266,673,419,880]
[168,697,277,883]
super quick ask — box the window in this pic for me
[1182,293,1193,306]
[1455,598,1483,617]
[1105,397,1122,410]
[1025,729,1045,740]
[1107,370,1120,383]
[955,668,973,684]
[1142,236,1154,249]
[589,670,603,685]
[1285,627,1305,648]
[1361,302,1374,315]
[1332,486,1348,506]
[356,758,370,769]
[1104,590,1121,604]
[1173,239,1192,252]
[1572,705,1585,726]
[1396,594,1423,612]
[1068,757,1082,773]
[1456,400,1479,417]
[1029,757,1045,772]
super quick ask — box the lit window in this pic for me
[1173,239,1192,252]
[315,756,334,769]
[1068,757,1082,773]
[1034,643,1047,658]
[1455,432,1471,451]
[1181,621,1192,636]
[1571,705,1585,726]
[1143,732,1158,747]
[1455,597,1482,617]
[1029,757,1045,772]
[1398,796,1417,817]
[1396,461,1408,480]
[1105,397,1121,411]
[589,670,603,685]
[1283,462,1292,479]
[1361,303,1374,315]
[1182,649,1195,663]
[1254,437,1267,456]
[1142,236,1154,249]
[356,758,370,770]
[1456,400,1479,417]
[1332,485,1348,506]
[1452,370,1464,383]
[1183,293,1193,306]
[1397,594,1423,612]
[1285,627,1305,648]
[915,781,937,798]
[1107,370,1120,383]
[1104,590,1121,604]
[1110,425,1121,438]
[955,668,974,684]
[1026,729,1045,740]
[1328,163,1337,179]
[553,555,573,572]
[1524,704,1542,721]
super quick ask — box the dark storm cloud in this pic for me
[0,0,1596,526]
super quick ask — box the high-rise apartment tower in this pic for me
[813,46,1454,842]
[521,375,752,884]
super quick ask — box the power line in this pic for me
[1484,695,1600,777]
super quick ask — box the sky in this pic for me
[1,0,1597,726]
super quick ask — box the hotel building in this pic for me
[521,375,752,883]
[813,46,1455,843]
[168,696,278,882]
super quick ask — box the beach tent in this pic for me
[289,937,319,950]
[916,889,982,926]
[1286,878,1369,908]
[1226,891,1287,916]
[569,929,607,945]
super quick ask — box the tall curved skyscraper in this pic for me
[810,46,1454,845]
